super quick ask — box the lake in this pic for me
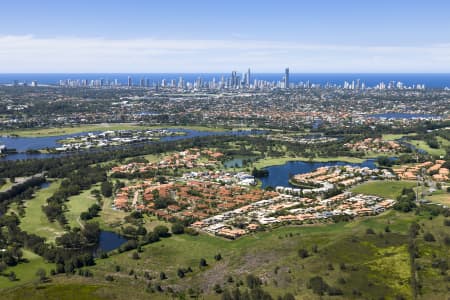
[0,128,265,161]
[369,113,440,119]
[259,159,377,188]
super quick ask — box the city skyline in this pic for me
[1,0,450,72]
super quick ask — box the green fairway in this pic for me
[411,139,447,156]
[253,155,365,169]
[351,180,416,199]
[65,186,99,229]
[3,123,228,137]
[19,180,65,241]
[427,190,450,206]
[381,133,416,140]
[0,250,53,289]
[0,180,14,192]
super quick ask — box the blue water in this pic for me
[40,182,50,189]
[260,159,377,189]
[1,73,449,88]
[370,113,440,119]
[97,231,127,253]
[0,128,264,161]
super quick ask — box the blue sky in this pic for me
[1,0,449,72]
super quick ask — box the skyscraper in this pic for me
[127,76,132,87]
[247,68,251,88]
[284,68,289,89]
[231,71,237,88]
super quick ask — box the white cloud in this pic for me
[0,35,449,72]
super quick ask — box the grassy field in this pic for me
[351,180,416,199]
[0,250,54,289]
[0,180,14,192]
[91,196,129,232]
[2,210,448,299]
[84,211,426,299]
[19,180,65,241]
[411,139,447,157]
[382,133,416,140]
[253,155,366,169]
[65,186,99,229]
[427,190,450,206]
[3,123,228,137]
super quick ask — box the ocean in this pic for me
[0,73,449,88]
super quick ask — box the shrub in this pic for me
[424,232,436,242]
[171,223,184,234]
[105,275,114,281]
[298,248,309,258]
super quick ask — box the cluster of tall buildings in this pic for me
[56,68,292,90]
[31,68,425,91]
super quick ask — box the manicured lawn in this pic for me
[351,180,416,199]
[3,123,228,137]
[382,133,416,140]
[411,140,446,157]
[0,180,14,192]
[65,186,99,229]
[0,250,53,289]
[253,155,365,168]
[427,190,450,205]
[19,180,65,241]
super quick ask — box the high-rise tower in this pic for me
[284,68,289,89]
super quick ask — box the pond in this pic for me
[96,231,128,253]
[259,159,377,189]
[40,182,50,189]
[223,156,258,168]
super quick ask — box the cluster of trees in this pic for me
[42,166,107,225]
[307,276,343,296]
[220,274,295,300]
[377,155,395,167]
[0,212,100,276]
[393,188,417,212]
[0,176,46,214]
[251,168,269,178]
[80,203,102,221]
[117,225,171,253]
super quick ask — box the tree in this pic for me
[36,268,47,282]
[8,271,17,281]
[245,274,262,289]
[199,258,208,267]
[282,293,295,300]
[171,222,184,234]
[298,248,309,258]
[177,268,185,278]
[154,225,170,238]
[366,228,375,235]
[159,271,167,280]
[308,276,328,295]
[424,232,436,242]
[100,181,113,197]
